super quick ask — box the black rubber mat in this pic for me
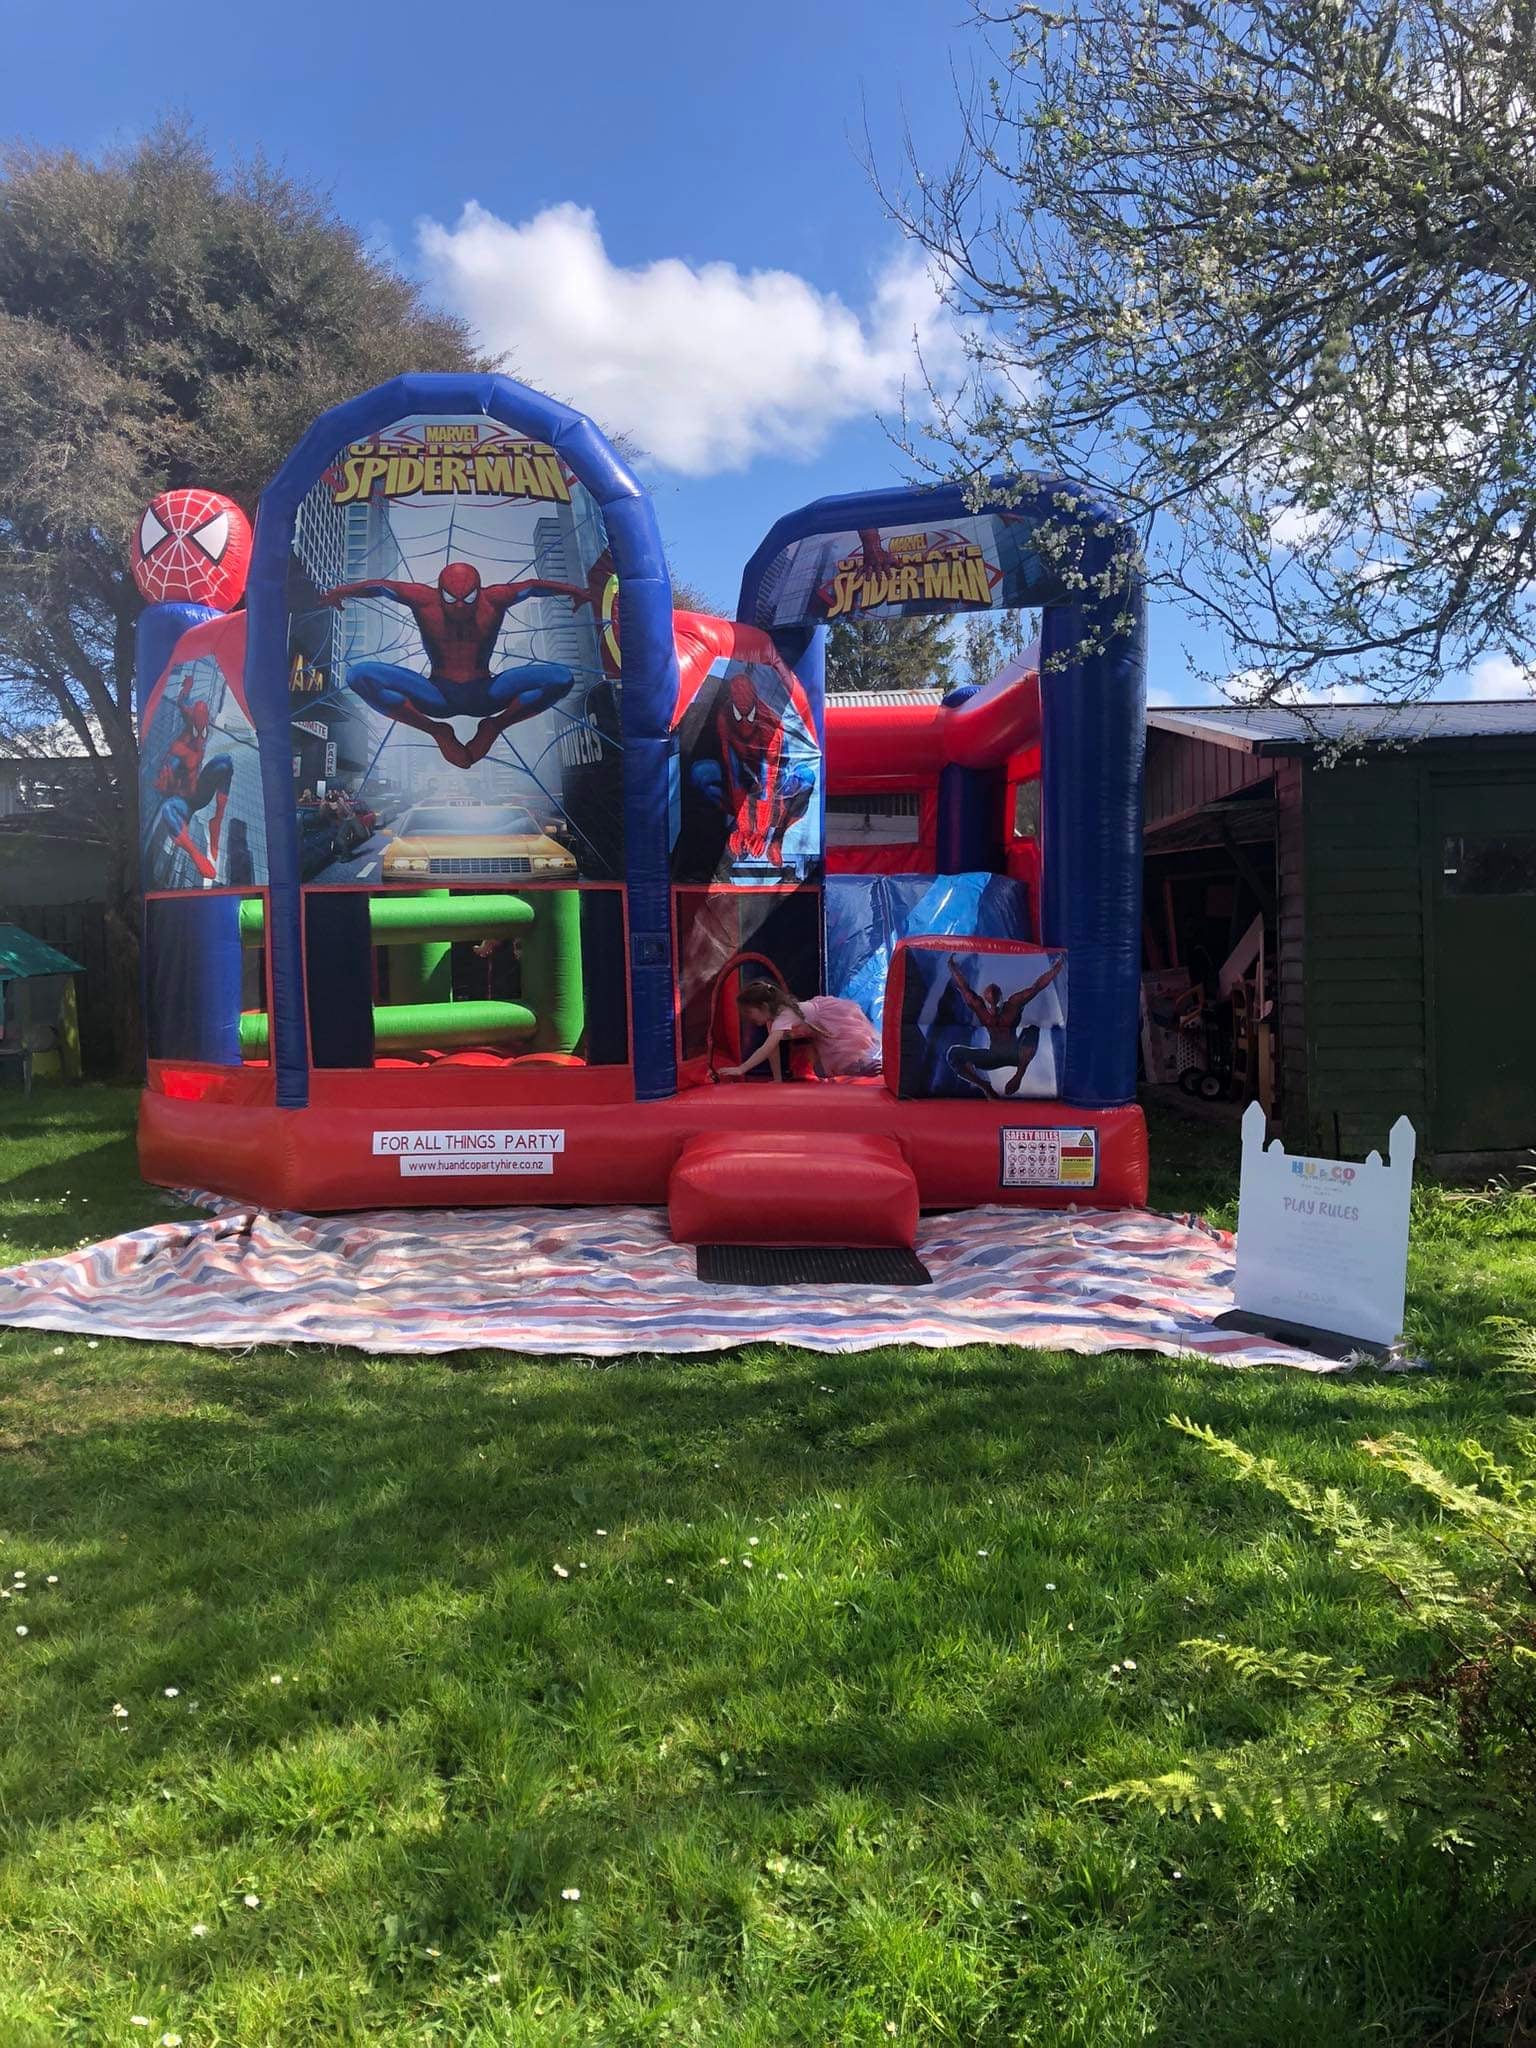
[1211,1309,1388,1361]
[695,1244,933,1288]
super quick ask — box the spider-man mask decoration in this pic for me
[437,561,482,606]
[130,489,253,610]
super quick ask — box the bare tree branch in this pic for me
[879,0,1536,700]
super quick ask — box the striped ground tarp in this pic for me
[0,1199,1344,1368]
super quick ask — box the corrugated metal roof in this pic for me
[825,690,947,710]
[1148,701,1536,750]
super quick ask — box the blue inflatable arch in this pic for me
[240,373,681,1108]
[738,478,1147,1107]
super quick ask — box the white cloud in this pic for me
[1148,679,1206,707]
[417,201,964,477]
[1265,502,1334,551]
[1223,657,1536,707]
[1462,654,1536,699]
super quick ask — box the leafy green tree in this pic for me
[891,0,1536,700]
[957,609,1034,693]
[825,614,955,694]
[670,578,718,615]
[0,123,480,1066]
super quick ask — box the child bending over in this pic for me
[718,980,883,1082]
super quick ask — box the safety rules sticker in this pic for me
[1000,1127,1098,1190]
[371,1128,565,1177]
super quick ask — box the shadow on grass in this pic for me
[0,1332,1511,1786]
[0,1135,178,1255]
[0,1326,1517,2040]
[0,1088,1527,2038]
[1,1086,198,1263]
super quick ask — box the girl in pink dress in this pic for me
[718,980,883,1082]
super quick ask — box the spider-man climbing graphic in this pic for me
[689,667,817,871]
[148,676,234,883]
[321,562,594,770]
[944,952,1067,1097]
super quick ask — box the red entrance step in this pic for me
[667,1131,919,1249]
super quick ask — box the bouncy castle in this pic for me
[132,372,1147,1245]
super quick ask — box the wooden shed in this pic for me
[1143,702,1536,1165]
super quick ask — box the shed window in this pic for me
[1441,833,1536,897]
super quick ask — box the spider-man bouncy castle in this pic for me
[133,373,1147,1244]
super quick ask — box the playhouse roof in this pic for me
[0,925,82,981]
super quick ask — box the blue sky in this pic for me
[11,3,1506,703]
[7,4,976,596]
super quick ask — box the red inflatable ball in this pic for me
[131,489,253,610]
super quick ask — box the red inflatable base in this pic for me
[139,1083,1148,1215]
[668,1131,920,1248]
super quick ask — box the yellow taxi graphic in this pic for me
[381,801,576,882]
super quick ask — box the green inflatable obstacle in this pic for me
[237,894,534,947]
[238,1000,536,1060]
[387,887,453,1006]
[237,887,583,1062]
[517,886,584,1055]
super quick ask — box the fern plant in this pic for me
[1090,1414,1536,1876]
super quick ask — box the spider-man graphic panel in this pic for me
[321,561,592,772]
[138,622,264,891]
[675,659,820,886]
[286,412,623,883]
[897,943,1070,1102]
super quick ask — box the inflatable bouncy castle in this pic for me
[133,373,1147,1245]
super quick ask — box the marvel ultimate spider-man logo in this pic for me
[324,422,577,506]
[820,526,1003,620]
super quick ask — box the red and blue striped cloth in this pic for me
[0,1198,1341,1368]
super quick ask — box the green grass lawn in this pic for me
[0,1087,1532,2045]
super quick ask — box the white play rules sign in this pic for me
[1229,1102,1414,1348]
